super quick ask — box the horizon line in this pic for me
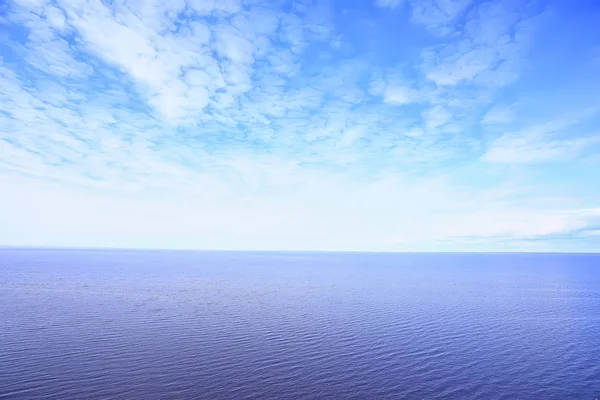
[1,245,598,256]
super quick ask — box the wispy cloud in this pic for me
[483,111,600,163]
[481,105,515,125]
[484,134,600,164]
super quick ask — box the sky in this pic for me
[0,0,600,252]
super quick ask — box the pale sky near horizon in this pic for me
[1,0,600,252]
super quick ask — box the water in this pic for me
[0,249,599,399]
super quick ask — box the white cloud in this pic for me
[231,7,281,37]
[5,0,309,124]
[214,25,256,64]
[410,0,473,35]
[423,105,452,130]
[13,0,46,9]
[383,86,422,105]
[44,5,68,32]
[481,105,514,125]
[483,110,600,163]
[424,47,498,86]
[376,0,405,9]
[420,1,542,87]
[483,134,600,164]
[338,125,367,147]
[188,0,242,16]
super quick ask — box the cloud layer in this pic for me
[1,0,600,251]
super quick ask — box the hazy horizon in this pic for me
[2,245,600,255]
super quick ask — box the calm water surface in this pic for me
[1,249,599,399]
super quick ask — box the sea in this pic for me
[1,248,599,399]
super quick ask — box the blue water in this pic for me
[0,249,599,399]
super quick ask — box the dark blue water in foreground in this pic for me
[1,249,599,399]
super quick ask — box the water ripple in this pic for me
[1,249,599,399]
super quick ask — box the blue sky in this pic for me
[1,0,599,252]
